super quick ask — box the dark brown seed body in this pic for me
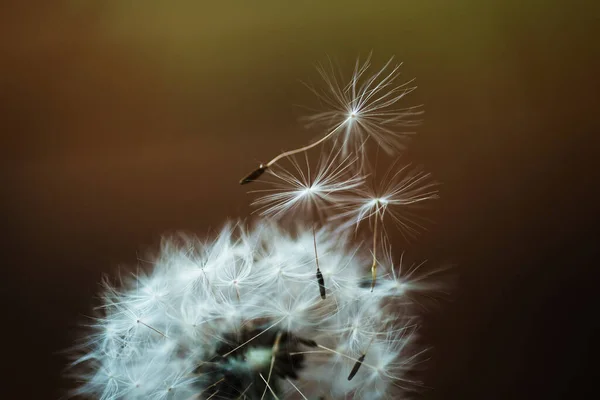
[347,354,366,381]
[239,165,268,184]
[316,269,326,299]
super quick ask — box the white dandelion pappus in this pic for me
[334,159,439,240]
[356,328,427,399]
[249,144,364,220]
[329,158,439,292]
[70,223,430,400]
[303,54,423,161]
[376,243,453,312]
[319,296,383,354]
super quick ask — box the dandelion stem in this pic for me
[239,120,347,185]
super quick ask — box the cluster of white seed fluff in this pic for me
[72,223,429,399]
[71,54,444,399]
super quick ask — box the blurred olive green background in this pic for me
[2,1,598,398]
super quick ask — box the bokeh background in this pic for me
[2,1,598,398]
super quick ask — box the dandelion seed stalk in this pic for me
[370,210,380,292]
[313,223,327,300]
[240,121,347,185]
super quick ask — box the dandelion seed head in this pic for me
[70,223,432,399]
[71,55,448,400]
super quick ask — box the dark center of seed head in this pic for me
[195,326,317,399]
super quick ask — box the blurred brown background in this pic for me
[2,1,599,398]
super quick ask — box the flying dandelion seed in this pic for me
[249,145,364,220]
[333,160,439,237]
[304,54,423,159]
[70,55,448,399]
[330,158,439,291]
[239,54,422,185]
[249,144,365,301]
